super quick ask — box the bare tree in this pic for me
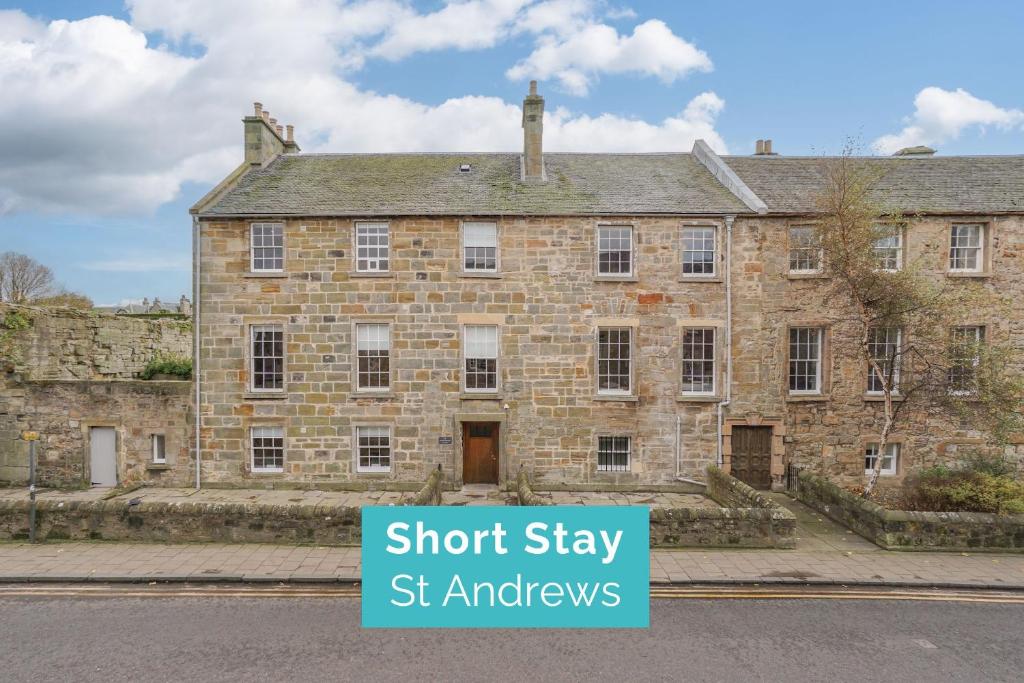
[814,151,1024,496]
[0,252,55,304]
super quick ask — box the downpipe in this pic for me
[193,215,202,490]
[717,215,735,468]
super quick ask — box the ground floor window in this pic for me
[357,426,391,473]
[151,434,166,464]
[251,426,284,473]
[597,436,631,472]
[864,442,899,476]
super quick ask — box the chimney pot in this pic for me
[261,110,270,122]
[529,80,538,96]
[764,139,773,154]
[254,102,263,117]
[286,125,294,142]
[522,82,545,181]
[269,117,277,127]
[755,139,765,155]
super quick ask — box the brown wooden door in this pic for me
[730,426,773,490]
[463,422,499,484]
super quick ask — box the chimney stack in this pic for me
[244,101,300,166]
[754,138,775,155]
[522,80,545,181]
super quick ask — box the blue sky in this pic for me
[1,0,1023,305]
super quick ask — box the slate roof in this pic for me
[198,152,750,217]
[725,155,1024,214]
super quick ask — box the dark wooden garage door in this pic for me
[730,426,772,490]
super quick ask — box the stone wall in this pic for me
[1,302,191,380]
[796,470,1024,551]
[648,506,796,549]
[406,465,445,505]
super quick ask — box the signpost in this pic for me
[22,431,38,544]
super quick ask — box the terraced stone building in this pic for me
[190,85,1024,491]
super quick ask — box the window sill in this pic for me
[678,276,722,283]
[243,392,287,401]
[787,272,826,280]
[862,393,905,402]
[356,470,392,477]
[351,392,395,400]
[946,271,991,279]
[459,272,503,279]
[460,392,502,400]
[351,272,395,279]
[785,393,830,402]
[594,394,639,403]
[594,276,639,283]
[250,470,284,475]
[146,463,170,471]
[676,395,721,403]
[244,271,288,279]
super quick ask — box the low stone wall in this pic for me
[407,465,444,505]
[706,465,778,509]
[0,498,362,545]
[516,467,551,506]
[796,470,1024,552]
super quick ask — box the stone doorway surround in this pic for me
[452,412,507,486]
[722,414,786,491]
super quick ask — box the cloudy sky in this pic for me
[1,0,1023,305]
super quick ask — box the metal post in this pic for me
[23,431,38,543]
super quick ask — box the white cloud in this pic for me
[0,2,725,216]
[873,87,1024,154]
[507,19,711,95]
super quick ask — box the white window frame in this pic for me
[250,324,285,393]
[462,324,500,393]
[681,226,718,278]
[788,225,823,274]
[596,225,634,278]
[864,443,899,476]
[866,327,901,395]
[354,222,391,273]
[250,426,285,473]
[949,223,984,273]
[151,434,166,464]
[596,327,633,396]
[949,325,984,396]
[354,322,391,392]
[250,223,284,273]
[462,222,499,274]
[872,225,903,272]
[355,425,392,473]
[680,327,716,395]
[597,435,631,473]
[788,327,823,395]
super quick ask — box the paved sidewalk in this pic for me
[2,541,1023,588]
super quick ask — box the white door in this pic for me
[89,427,117,487]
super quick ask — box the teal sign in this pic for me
[362,506,649,628]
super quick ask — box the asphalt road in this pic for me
[1,591,1022,682]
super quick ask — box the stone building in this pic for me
[190,86,1024,491]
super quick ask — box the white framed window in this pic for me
[151,434,166,464]
[681,226,717,277]
[355,222,390,272]
[788,327,823,394]
[250,223,284,272]
[873,226,903,271]
[251,426,284,473]
[356,426,391,473]
[355,323,390,391]
[867,327,901,394]
[463,222,498,273]
[464,325,499,392]
[949,224,984,272]
[949,325,984,395]
[250,324,284,392]
[864,443,899,476]
[597,225,633,277]
[681,328,716,395]
[597,327,632,395]
[597,436,631,473]
[788,225,822,273]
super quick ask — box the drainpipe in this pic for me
[675,414,681,477]
[717,215,735,467]
[192,215,202,490]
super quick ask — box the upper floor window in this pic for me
[355,222,390,273]
[251,324,284,392]
[866,327,901,394]
[251,426,284,473]
[949,224,983,272]
[151,434,166,464]
[681,328,716,395]
[464,325,499,392]
[681,226,717,277]
[597,225,633,277]
[356,425,391,473]
[463,222,498,273]
[949,325,984,395]
[873,226,903,271]
[597,436,631,472]
[864,442,899,476]
[251,223,284,272]
[597,327,632,395]
[355,323,390,391]
[789,327,823,394]
[788,225,822,274]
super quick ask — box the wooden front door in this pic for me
[730,426,773,490]
[462,422,499,484]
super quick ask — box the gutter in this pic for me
[192,215,202,490]
[717,215,735,467]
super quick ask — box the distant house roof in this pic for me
[197,153,750,217]
[724,155,1024,215]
